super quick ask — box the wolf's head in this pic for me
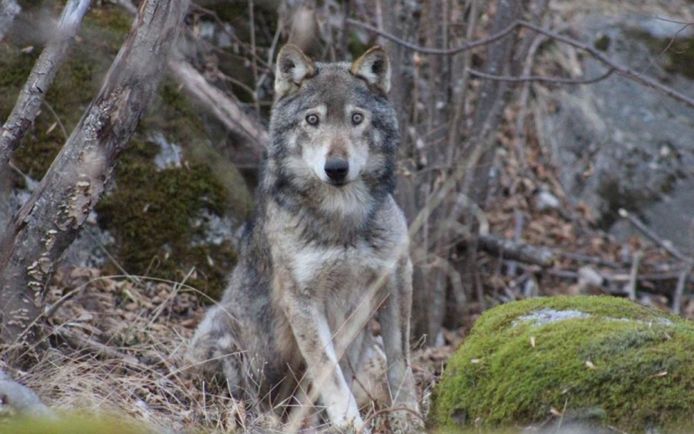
[266,45,399,219]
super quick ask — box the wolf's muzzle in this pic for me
[324,158,349,184]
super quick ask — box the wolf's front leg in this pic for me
[279,291,364,432]
[378,259,423,433]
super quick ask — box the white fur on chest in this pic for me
[266,196,408,294]
[291,241,388,290]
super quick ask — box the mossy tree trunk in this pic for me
[0,0,189,350]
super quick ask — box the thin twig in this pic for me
[626,251,642,300]
[467,66,615,84]
[672,265,691,315]
[54,326,142,367]
[519,20,694,109]
[514,32,547,170]
[558,251,621,269]
[41,100,69,141]
[247,0,260,114]
[346,17,520,55]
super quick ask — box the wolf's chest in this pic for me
[264,198,406,296]
[289,242,386,291]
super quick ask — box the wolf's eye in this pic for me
[306,114,319,126]
[351,112,364,125]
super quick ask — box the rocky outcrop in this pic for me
[537,14,694,253]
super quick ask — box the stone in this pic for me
[430,296,694,433]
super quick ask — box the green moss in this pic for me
[431,296,694,433]
[96,140,238,300]
[594,34,611,51]
[627,30,694,79]
[0,415,151,434]
[142,81,208,148]
[663,38,694,79]
[87,5,133,35]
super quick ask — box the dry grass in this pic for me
[0,267,447,433]
[3,269,252,433]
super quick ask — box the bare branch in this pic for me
[167,59,268,155]
[518,20,694,109]
[0,0,91,166]
[619,208,693,264]
[467,66,615,84]
[346,17,520,55]
[115,0,269,156]
[347,18,694,109]
[626,251,642,301]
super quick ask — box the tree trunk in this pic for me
[0,0,91,166]
[0,0,90,234]
[0,0,189,349]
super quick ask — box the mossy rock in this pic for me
[430,296,694,433]
[0,415,151,434]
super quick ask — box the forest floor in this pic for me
[1,106,691,432]
[1,0,692,432]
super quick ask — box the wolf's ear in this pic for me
[274,44,316,99]
[351,46,391,94]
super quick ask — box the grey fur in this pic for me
[188,45,421,433]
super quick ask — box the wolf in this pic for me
[187,44,422,433]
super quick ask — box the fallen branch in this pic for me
[477,234,556,267]
[539,266,693,297]
[0,369,53,418]
[54,327,142,367]
[0,0,91,166]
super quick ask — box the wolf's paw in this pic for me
[388,409,425,434]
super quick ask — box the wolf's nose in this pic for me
[324,158,349,183]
